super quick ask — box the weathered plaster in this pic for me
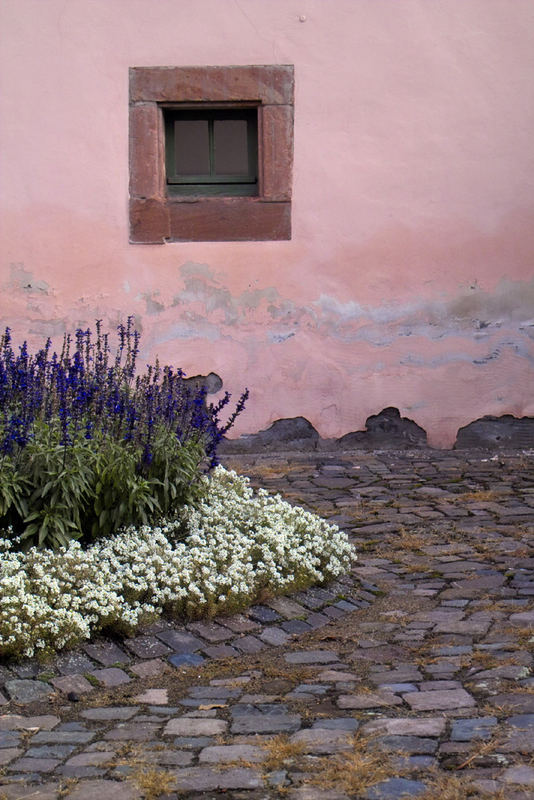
[1,0,534,447]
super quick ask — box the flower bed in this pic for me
[0,467,356,661]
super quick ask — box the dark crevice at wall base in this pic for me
[455,415,534,450]
[337,407,427,449]
[219,407,428,454]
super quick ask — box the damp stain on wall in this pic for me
[5,260,534,367]
[3,259,534,447]
[138,263,534,363]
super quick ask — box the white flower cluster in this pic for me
[0,467,356,660]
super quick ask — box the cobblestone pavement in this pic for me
[1,449,534,799]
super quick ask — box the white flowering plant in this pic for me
[0,467,356,661]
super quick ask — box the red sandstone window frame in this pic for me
[129,65,294,243]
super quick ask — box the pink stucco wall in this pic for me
[1,0,534,447]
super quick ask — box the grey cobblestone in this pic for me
[4,680,52,703]
[1,450,534,797]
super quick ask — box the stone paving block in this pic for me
[501,765,534,785]
[376,735,438,754]
[289,789,349,800]
[313,475,354,489]
[0,782,62,799]
[249,604,281,623]
[155,628,204,653]
[290,727,353,753]
[239,694,279,704]
[201,644,240,659]
[334,599,360,612]
[219,613,260,633]
[0,715,60,731]
[124,635,172,659]
[168,652,205,668]
[25,744,76,758]
[67,779,141,799]
[59,765,108,778]
[58,721,93,731]
[312,718,360,731]
[128,658,167,678]
[338,691,403,709]
[134,688,168,704]
[363,718,446,737]
[187,621,232,642]
[50,674,95,695]
[499,729,534,753]
[31,730,95,744]
[317,669,359,682]
[231,713,301,734]
[55,651,96,675]
[507,714,534,728]
[83,641,130,666]
[0,748,22,765]
[365,777,427,799]
[12,661,41,678]
[433,618,491,636]
[90,668,131,687]
[305,611,331,629]
[259,626,291,646]
[293,683,330,695]
[81,707,139,721]
[4,680,53,703]
[486,693,534,713]
[322,605,347,620]
[0,661,13,683]
[188,685,242,699]
[268,597,309,619]
[210,675,251,687]
[65,751,116,767]
[378,682,418,693]
[172,735,214,748]
[403,688,475,710]
[233,634,266,654]
[454,574,506,591]
[171,766,263,791]
[137,748,193,766]
[370,668,424,683]
[0,731,21,746]
[281,619,313,635]
[417,680,463,691]
[103,723,161,741]
[469,664,529,681]
[163,717,227,736]
[292,590,326,610]
[199,743,266,763]
[8,757,61,772]
[146,705,179,715]
[285,650,338,664]
[450,717,498,741]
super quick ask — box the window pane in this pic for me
[214,119,249,175]
[174,120,210,175]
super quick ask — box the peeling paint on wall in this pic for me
[8,263,50,295]
[142,264,534,367]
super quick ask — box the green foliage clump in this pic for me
[0,319,247,549]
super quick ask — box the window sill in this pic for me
[129,196,291,243]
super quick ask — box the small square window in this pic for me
[129,65,294,242]
[164,107,258,196]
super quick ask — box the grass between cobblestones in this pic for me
[2,452,534,799]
